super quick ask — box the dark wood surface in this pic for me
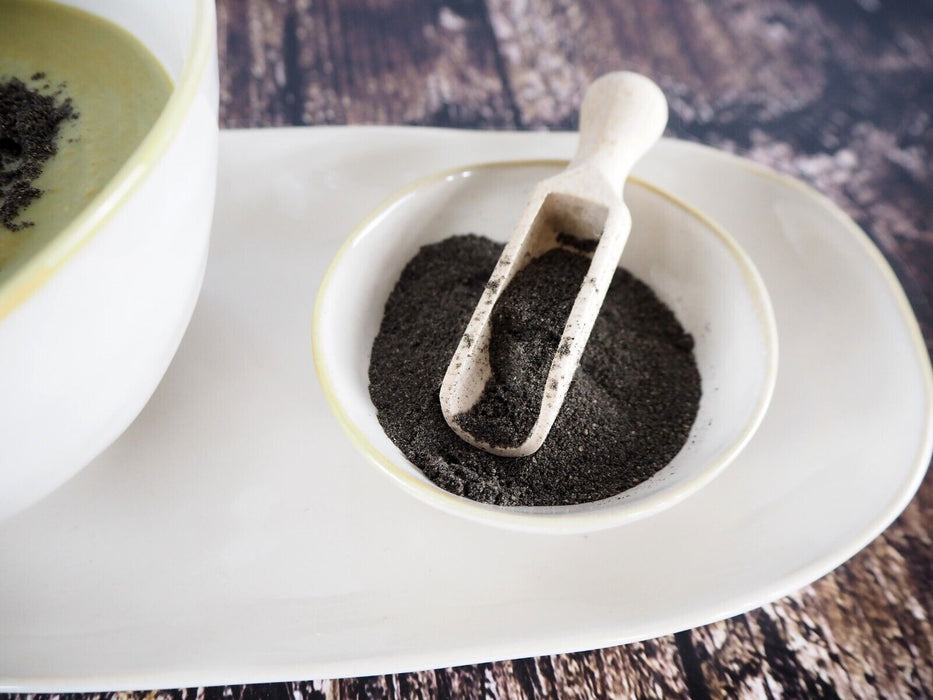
[7,1,933,698]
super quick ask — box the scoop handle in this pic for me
[569,72,668,187]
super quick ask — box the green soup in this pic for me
[0,0,172,268]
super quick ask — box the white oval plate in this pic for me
[0,127,929,691]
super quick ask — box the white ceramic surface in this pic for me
[314,163,777,532]
[0,0,219,519]
[0,127,929,691]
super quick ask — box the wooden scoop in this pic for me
[439,71,669,457]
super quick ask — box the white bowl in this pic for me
[0,0,218,520]
[313,161,778,534]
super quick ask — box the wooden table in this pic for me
[10,1,933,697]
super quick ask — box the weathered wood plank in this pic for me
[328,641,691,700]
[218,0,519,128]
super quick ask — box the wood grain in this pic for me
[218,0,518,128]
[4,0,931,697]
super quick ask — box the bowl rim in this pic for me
[311,159,779,534]
[0,0,216,321]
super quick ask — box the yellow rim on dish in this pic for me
[0,0,215,321]
[310,160,780,532]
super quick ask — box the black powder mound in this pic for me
[0,75,77,232]
[368,234,702,507]
[454,248,590,448]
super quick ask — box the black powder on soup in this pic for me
[368,234,702,507]
[0,75,77,232]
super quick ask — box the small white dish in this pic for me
[0,127,929,691]
[313,161,778,533]
[0,0,219,520]
[439,73,670,456]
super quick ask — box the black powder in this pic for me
[454,248,590,448]
[368,234,702,507]
[0,76,77,232]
